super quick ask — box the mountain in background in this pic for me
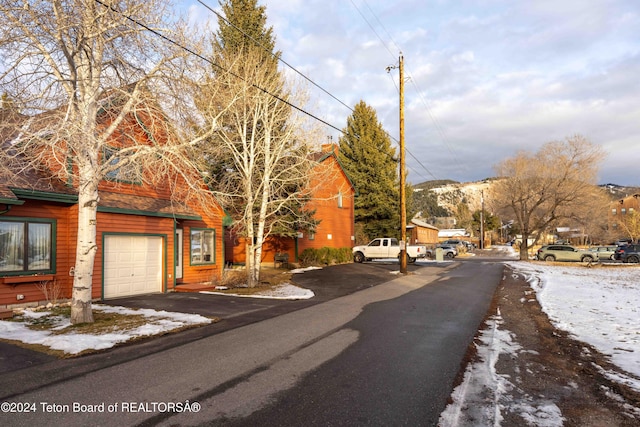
[412,179,496,219]
[600,184,640,201]
[412,180,640,221]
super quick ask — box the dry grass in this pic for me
[3,305,218,358]
[216,267,294,296]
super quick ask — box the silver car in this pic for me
[588,246,617,261]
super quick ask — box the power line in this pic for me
[408,75,464,170]
[192,0,408,170]
[96,0,428,180]
[352,1,464,182]
[94,0,344,135]
[348,0,397,59]
[196,0,354,114]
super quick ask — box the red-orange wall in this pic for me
[224,153,355,265]
[297,155,354,252]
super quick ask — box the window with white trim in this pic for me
[191,228,215,264]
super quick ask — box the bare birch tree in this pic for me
[197,48,317,287]
[490,135,606,260]
[617,210,640,243]
[0,0,216,323]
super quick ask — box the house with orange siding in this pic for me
[609,193,640,239]
[0,108,225,308]
[225,144,355,265]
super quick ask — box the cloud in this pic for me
[182,0,640,185]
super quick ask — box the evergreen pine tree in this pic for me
[338,100,400,241]
[213,0,280,74]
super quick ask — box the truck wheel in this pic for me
[445,252,454,259]
[407,256,416,264]
[354,252,365,263]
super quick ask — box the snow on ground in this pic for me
[200,283,314,300]
[0,269,320,355]
[513,261,640,390]
[0,305,212,355]
[440,245,640,426]
[201,267,317,299]
[440,309,564,427]
[2,249,639,425]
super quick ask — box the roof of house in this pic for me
[438,228,470,238]
[99,192,200,219]
[0,104,201,220]
[409,218,439,230]
[312,144,357,193]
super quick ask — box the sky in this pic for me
[2,251,638,425]
[182,0,640,186]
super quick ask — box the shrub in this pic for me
[299,247,352,266]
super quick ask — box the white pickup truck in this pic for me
[352,238,427,263]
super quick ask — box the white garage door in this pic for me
[104,235,163,298]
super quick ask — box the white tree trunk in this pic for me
[70,166,99,324]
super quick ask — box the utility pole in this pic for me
[480,190,485,250]
[399,54,407,274]
[387,53,407,274]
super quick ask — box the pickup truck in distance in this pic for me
[352,238,427,263]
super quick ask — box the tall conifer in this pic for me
[338,101,400,241]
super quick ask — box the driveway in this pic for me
[0,261,453,380]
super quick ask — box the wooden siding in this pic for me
[0,201,75,307]
[297,154,354,253]
[609,194,640,236]
[178,215,224,285]
[225,151,355,265]
[1,110,226,306]
[409,226,439,245]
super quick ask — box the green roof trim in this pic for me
[316,151,357,195]
[10,188,78,204]
[97,205,201,220]
[0,197,25,206]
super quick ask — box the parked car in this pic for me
[352,238,427,263]
[462,240,476,251]
[588,245,618,261]
[441,239,466,252]
[426,244,457,259]
[614,244,640,263]
[536,245,598,262]
[615,239,633,247]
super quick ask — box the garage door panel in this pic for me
[104,235,163,299]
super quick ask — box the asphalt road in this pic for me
[1,256,506,426]
[216,259,504,426]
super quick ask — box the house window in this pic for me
[337,192,343,208]
[0,219,55,274]
[612,209,617,215]
[103,146,142,183]
[622,208,627,214]
[308,232,315,241]
[190,228,215,265]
